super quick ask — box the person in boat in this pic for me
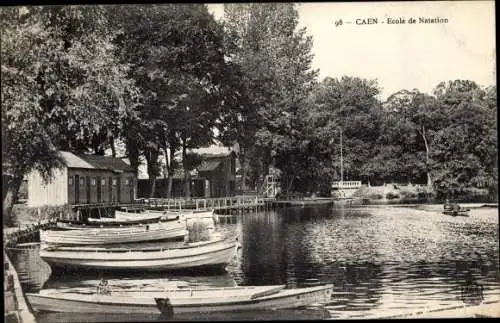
[97,278,110,295]
[444,199,452,211]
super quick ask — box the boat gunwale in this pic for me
[26,284,332,309]
[41,237,235,254]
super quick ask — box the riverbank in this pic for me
[351,183,496,203]
[380,300,500,318]
[4,251,36,323]
[352,184,435,201]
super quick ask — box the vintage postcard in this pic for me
[2,1,497,322]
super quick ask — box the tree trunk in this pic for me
[162,149,169,198]
[126,138,141,178]
[239,153,248,191]
[167,177,173,198]
[182,144,191,199]
[163,141,175,198]
[286,176,294,196]
[146,150,159,199]
[3,172,24,225]
[110,136,116,158]
[420,125,433,187]
[149,177,157,198]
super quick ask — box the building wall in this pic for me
[27,167,68,207]
[199,154,237,198]
[67,169,135,204]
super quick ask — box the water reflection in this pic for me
[7,204,500,320]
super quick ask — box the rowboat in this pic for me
[111,210,165,221]
[156,284,333,314]
[39,236,239,271]
[153,209,215,219]
[55,217,177,230]
[78,216,164,227]
[117,209,215,221]
[40,221,188,245]
[443,209,470,216]
[25,284,333,314]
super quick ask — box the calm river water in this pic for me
[7,204,500,321]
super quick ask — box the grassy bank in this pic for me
[352,184,435,202]
[351,184,496,203]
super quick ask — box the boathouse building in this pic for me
[27,151,136,207]
[136,145,238,198]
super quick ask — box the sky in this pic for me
[207,1,496,100]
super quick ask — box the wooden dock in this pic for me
[268,197,335,207]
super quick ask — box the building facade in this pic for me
[136,146,238,199]
[27,151,136,207]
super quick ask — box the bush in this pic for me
[11,204,76,223]
[185,219,214,243]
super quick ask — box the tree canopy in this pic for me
[1,4,497,216]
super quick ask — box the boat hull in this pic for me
[40,240,238,271]
[41,221,187,245]
[443,210,470,216]
[26,284,333,314]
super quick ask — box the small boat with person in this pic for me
[443,199,470,216]
[39,235,239,271]
[25,284,333,314]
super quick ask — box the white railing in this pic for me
[331,181,362,189]
[140,195,265,211]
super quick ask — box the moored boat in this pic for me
[443,209,470,216]
[155,209,215,219]
[25,284,333,314]
[55,216,178,230]
[40,221,188,245]
[39,236,239,271]
[443,201,470,216]
[83,215,163,226]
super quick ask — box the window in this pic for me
[91,178,96,186]
[101,179,106,186]
[68,177,73,185]
[112,179,117,186]
[79,178,84,186]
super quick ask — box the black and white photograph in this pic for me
[2,1,498,321]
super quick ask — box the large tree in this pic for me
[109,4,233,198]
[377,89,443,186]
[223,3,318,192]
[1,6,138,220]
[431,80,497,197]
[310,76,383,185]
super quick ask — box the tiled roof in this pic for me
[60,151,95,169]
[61,151,133,173]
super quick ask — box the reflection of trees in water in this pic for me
[437,250,499,292]
[280,205,334,224]
[329,262,383,310]
[44,267,236,286]
[8,247,51,292]
[240,210,288,285]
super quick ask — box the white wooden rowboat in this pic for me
[40,221,188,245]
[25,284,333,314]
[115,209,214,221]
[39,237,239,271]
[151,210,215,219]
